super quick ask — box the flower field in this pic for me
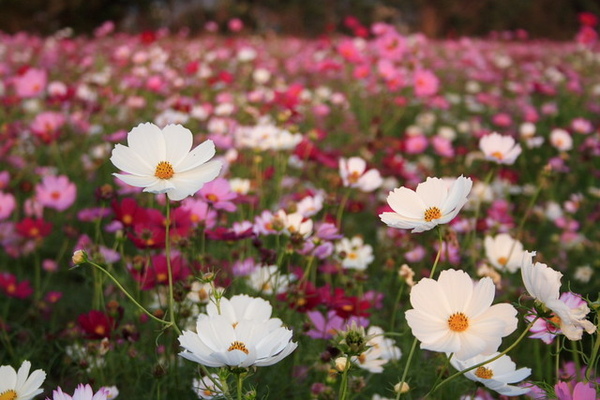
[0,17,599,400]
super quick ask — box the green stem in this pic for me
[585,327,600,382]
[164,201,181,335]
[336,189,351,230]
[84,259,173,328]
[236,372,243,400]
[339,356,352,400]
[428,317,539,395]
[389,279,405,334]
[396,227,444,400]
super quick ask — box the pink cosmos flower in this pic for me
[555,381,597,400]
[36,175,77,211]
[180,198,217,228]
[0,192,16,220]
[198,178,237,212]
[413,69,439,97]
[30,111,66,144]
[13,68,47,98]
[46,384,110,400]
[305,310,369,339]
[527,292,593,344]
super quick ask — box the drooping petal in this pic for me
[113,173,158,188]
[167,160,222,200]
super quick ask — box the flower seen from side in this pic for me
[0,360,46,400]
[449,352,531,396]
[405,269,517,360]
[479,132,522,165]
[379,175,472,233]
[110,123,222,201]
[554,381,597,400]
[521,251,595,341]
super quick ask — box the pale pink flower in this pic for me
[46,383,109,400]
[198,178,237,212]
[550,128,573,151]
[36,175,77,211]
[13,68,47,98]
[30,111,66,143]
[339,157,383,192]
[479,132,522,165]
[0,192,16,220]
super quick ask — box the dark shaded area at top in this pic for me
[0,0,599,39]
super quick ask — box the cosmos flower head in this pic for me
[379,175,473,233]
[0,360,46,400]
[110,123,222,201]
[449,352,531,396]
[339,157,383,192]
[479,132,522,165]
[484,233,525,273]
[405,269,518,360]
[45,384,110,400]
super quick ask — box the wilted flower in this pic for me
[110,123,222,201]
[380,176,472,233]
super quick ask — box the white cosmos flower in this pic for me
[379,175,473,233]
[335,236,374,270]
[479,132,522,165]
[110,123,222,201]
[521,252,596,341]
[0,360,46,400]
[405,269,517,360]
[339,157,383,192]
[178,310,297,368]
[449,352,531,396]
[484,233,525,273]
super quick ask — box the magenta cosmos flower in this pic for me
[110,123,222,201]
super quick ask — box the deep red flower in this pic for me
[579,12,598,27]
[0,272,33,299]
[15,218,52,239]
[112,197,147,228]
[77,310,114,339]
[130,253,191,290]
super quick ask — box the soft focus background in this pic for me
[1,0,600,38]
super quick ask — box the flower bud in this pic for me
[72,250,87,265]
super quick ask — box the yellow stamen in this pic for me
[497,256,508,266]
[94,325,106,337]
[424,207,442,222]
[206,193,219,202]
[228,341,249,354]
[448,312,469,332]
[475,366,494,379]
[154,161,174,179]
[0,390,18,400]
[491,151,504,160]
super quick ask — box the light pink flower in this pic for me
[13,68,47,98]
[36,175,77,211]
[0,192,16,220]
[413,69,439,97]
[339,157,383,192]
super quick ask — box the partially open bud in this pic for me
[394,381,410,394]
[334,356,349,372]
[72,249,87,265]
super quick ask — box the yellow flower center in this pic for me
[497,256,508,266]
[228,341,249,354]
[491,151,504,160]
[0,390,18,400]
[347,171,361,184]
[94,325,106,337]
[154,161,174,179]
[424,207,442,222]
[475,366,494,379]
[206,193,219,202]
[448,312,469,332]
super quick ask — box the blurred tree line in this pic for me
[0,0,598,38]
